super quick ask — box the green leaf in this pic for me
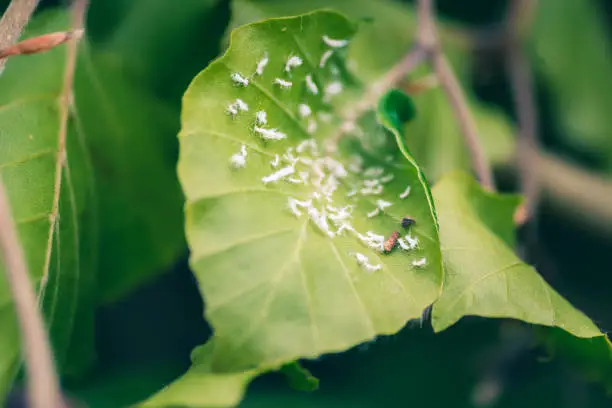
[279,362,319,392]
[228,0,516,180]
[0,11,97,398]
[431,172,602,338]
[139,342,257,408]
[531,0,612,167]
[180,10,442,371]
[74,43,185,302]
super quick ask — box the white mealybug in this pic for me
[254,127,287,140]
[229,144,247,168]
[262,165,295,184]
[397,238,410,251]
[305,74,319,95]
[336,223,355,235]
[255,53,269,76]
[226,99,249,117]
[346,188,358,197]
[404,233,419,249]
[274,78,292,89]
[367,208,380,218]
[399,186,411,199]
[320,50,333,68]
[296,139,317,154]
[353,252,382,272]
[286,177,305,184]
[364,167,385,177]
[308,207,335,238]
[376,199,393,210]
[307,118,318,134]
[299,171,310,184]
[231,72,249,87]
[256,110,267,125]
[287,198,312,218]
[380,174,394,184]
[412,257,427,268]
[285,55,303,72]
[322,35,349,48]
[324,81,343,102]
[270,155,280,168]
[298,104,312,118]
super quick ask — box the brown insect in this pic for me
[384,231,400,253]
[0,29,83,59]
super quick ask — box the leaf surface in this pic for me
[180,10,443,371]
[431,172,602,338]
[0,11,97,397]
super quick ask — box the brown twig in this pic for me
[417,0,495,191]
[506,0,540,225]
[0,2,66,407]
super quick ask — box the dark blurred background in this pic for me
[4,0,612,407]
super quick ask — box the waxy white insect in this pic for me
[307,206,335,238]
[271,154,280,168]
[322,35,349,48]
[256,110,267,125]
[226,99,249,117]
[353,252,382,272]
[274,78,292,89]
[364,167,385,177]
[298,104,312,118]
[285,55,303,72]
[305,74,319,95]
[287,198,312,217]
[231,72,249,87]
[229,144,247,168]
[254,126,287,140]
[262,165,295,184]
[255,53,269,76]
[380,174,394,184]
[412,257,427,268]
[367,208,380,218]
[320,50,333,68]
[307,118,318,134]
[324,81,343,102]
[399,186,411,199]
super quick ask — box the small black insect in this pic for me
[401,217,415,229]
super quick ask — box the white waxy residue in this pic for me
[274,78,293,89]
[307,118,318,134]
[226,99,249,117]
[320,50,333,68]
[367,208,380,218]
[361,179,383,196]
[262,165,294,184]
[256,110,267,125]
[298,104,312,118]
[376,199,393,210]
[318,112,332,123]
[271,154,280,168]
[353,252,382,272]
[412,257,427,268]
[404,233,419,249]
[305,74,319,95]
[356,231,385,252]
[364,167,385,177]
[255,53,269,76]
[287,198,312,217]
[399,186,411,199]
[308,206,335,238]
[285,55,303,72]
[296,139,317,154]
[324,81,343,102]
[254,126,286,140]
[380,174,394,184]
[229,144,247,168]
[322,35,349,48]
[231,72,249,87]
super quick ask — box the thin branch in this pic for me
[506,0,540,225]
[0,2,66,408]
[416,0,495,191]
[0,0,38,71]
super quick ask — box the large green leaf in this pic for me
[0,11,97,398]
[431,172,602,338]
[75,42,185,302]
[228,0,516,180]
[139,342,257,408]
[180,10,442,371]
[531,0,612,168]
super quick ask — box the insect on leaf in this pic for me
[179,10,443,371]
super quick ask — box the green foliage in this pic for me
[431,173,602,338]
[1,1,611,407]
[178,10,442,371]
[0,12,97,398]
[531,0,612,167]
